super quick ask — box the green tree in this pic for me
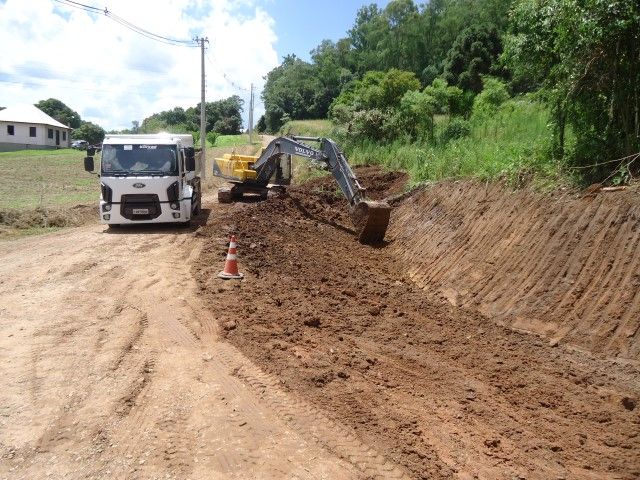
[311,40,355,117]
[442,25,504,93]
[198,96,244,134]
[72,121,105,145]
[262,55,324,132]
[36,98,81,128]
[256,115,267,133]
[505,0,640,164]
[422,78,466,115]
[395,89,437,140]
[331,69,420,114]
[140,96,243,135]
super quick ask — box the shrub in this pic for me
[472,77,510,118]
[438,118,471,145]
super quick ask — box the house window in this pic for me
[7,125,14,135]
[29,127,36,137]
[62,131,66,141]
[48,128,53,139]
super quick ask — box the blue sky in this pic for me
[257,0,391,61]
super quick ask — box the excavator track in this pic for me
[217,186,233,204]
[351,200,391,245]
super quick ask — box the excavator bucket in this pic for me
[351,200,392,245]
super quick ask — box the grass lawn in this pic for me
[212,133,261,147]
[279,119,333,138]
[0,149,97,210]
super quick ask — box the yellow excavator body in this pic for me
[213,153,259,181]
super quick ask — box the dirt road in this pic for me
[1,166,639,479]
[0,202,403,479]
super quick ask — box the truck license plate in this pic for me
[132,208,149,214]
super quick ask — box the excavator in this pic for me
[212,136,391,244]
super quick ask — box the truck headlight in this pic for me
[103,204,112,212]
[170,202,179,210]
[103,214,111,220]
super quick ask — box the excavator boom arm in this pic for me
[252,136,366,206]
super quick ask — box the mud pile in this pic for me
[194,168,640,479]
[0,204,96,236]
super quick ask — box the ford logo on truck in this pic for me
[133,183,146,188]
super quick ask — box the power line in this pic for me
[205,51,251,93]
[52,0,198,47]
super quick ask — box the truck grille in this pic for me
[120,194,161,220]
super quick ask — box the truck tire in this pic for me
[193,188,202,215]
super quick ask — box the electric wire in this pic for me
[205,52,251,93]
[52,0,198,47]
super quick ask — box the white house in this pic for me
[0,104,72,152]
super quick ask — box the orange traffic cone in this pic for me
[218,235,244,279]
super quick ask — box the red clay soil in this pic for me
[194,167,640,479]
[389,181,640,359]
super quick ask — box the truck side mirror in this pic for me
[87,147,96,156]
[185,147,196,171]
[84,156,95,172]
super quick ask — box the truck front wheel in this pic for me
[193,188,202,215]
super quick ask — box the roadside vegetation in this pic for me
[258,0,640,188]
[0,149,96,238]
[0,149,94,210]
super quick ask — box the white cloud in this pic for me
[0,0,278,130]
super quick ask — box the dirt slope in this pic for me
[194,170,640,479]
[390,181,640,359]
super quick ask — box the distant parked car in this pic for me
[71,140,89,150]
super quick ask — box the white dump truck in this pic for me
[84,133,202,227]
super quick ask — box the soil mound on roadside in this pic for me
[193,169,640,479]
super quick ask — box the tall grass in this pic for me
[279,119,333,138]
[345,99,564,189]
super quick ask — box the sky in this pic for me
[0,0,390,131]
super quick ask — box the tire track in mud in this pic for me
[194,171,640,479]
[213,342,411,480]
[110,308,148,372]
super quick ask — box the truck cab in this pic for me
[84,133,202,227]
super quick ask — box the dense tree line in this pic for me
[261,0,512,132]
[137,95,244,136]
[35,94,244,146]
[260,0,640,175]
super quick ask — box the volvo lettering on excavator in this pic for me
[212,136,391,245]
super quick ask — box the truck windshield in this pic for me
[101,144,178,176]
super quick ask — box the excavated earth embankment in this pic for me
[390,181,640,360]
[194,167,640,479]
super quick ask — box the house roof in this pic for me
[0,104,70,129]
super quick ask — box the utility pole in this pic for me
[196,36,209,179]
[248,83,254,144]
